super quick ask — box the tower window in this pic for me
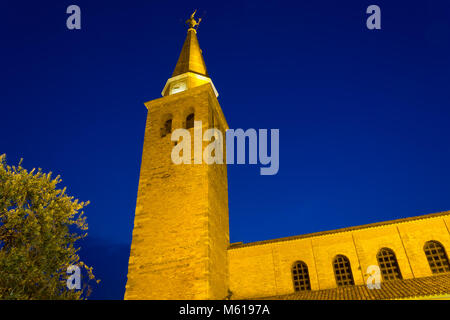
[424,241,450,274]
[333,255,355,287]
[292,261,311,291]
[161,119,172,137]
[377,248,402,281]
[186,113,194,129]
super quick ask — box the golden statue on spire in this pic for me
[186,10,202,30]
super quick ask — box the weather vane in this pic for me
[186,10,202,30]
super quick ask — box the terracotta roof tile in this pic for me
[261,273,450,300]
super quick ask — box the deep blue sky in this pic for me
[1,1,449,299]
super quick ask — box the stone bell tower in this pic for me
[124,12,230,300]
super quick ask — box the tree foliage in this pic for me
[0,154,97,299]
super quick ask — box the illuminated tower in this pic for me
[124,12,230,300]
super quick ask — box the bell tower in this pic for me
[124,12,230,300]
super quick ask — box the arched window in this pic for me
[292,261,311,291]
[186,113,194,129]
[377,248,402,281]
[161,118,172,137]
[424,241,450,274]
[333,255,355,287]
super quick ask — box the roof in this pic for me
[229,210,450,249]
[261,273,450,300]
[171,28,209,78]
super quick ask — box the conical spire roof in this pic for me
[171,14,209,77]
[162,11,218,98]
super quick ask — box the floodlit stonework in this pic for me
[125,13,450,300]
[228,211,450,299]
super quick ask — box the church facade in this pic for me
[124,13,450,300]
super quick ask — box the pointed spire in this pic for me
[171,28,209,77]
[171,11,208,77]
[161,11,218,97]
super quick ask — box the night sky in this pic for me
[1,1,449,299]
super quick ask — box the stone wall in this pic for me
[125,84,230,299]
[228,212,450,299]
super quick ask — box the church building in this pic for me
[125,13,450,300]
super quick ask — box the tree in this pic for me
[0,154,98,299]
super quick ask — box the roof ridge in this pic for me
[229,210,450,249]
